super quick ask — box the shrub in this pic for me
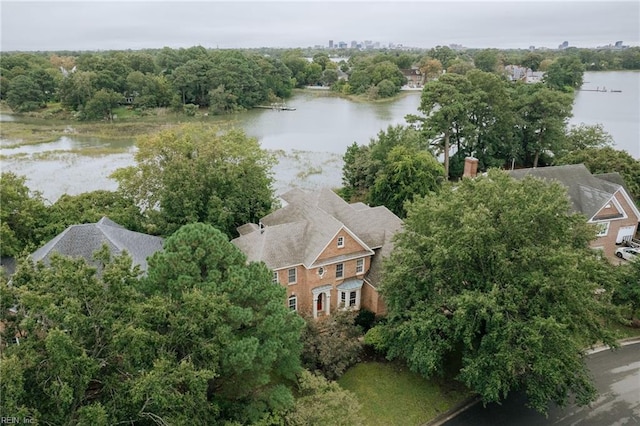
[300,311,363,380]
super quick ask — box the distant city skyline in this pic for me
[1,1,638,52]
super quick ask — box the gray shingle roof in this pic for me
[30,217,163,272]
[507,164,622,219]
[232,189,403,275]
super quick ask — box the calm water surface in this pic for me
[570,71,639,158]
[2,71,638,202]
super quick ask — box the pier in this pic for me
[256,103,296,111]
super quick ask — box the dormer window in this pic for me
[337,236,345,248]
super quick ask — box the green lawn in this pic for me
[338,361,471,426]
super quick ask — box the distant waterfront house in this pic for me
[508,164,640,260]
[30,217,164,273]
[400,67,422,87]
[231,189,402,318]
[504,65,545,83]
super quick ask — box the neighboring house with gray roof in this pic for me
[232,188,402,318]
[30,217,164,273]
[508,164,640,260]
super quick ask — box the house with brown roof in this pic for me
[508,164,640,260]
[231,189,402,318]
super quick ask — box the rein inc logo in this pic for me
[0,418,34,424]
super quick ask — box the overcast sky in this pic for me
[1,1,639,52]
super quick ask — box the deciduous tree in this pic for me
[0,172,48,257]
[380,170,618,413]
[5,75,44,112]
[368,145,443,217]
[544,55,586,90]
[83,88,122,121]
[112,124,275,237]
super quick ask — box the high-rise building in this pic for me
[329,40,334,48]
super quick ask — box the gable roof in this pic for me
[507,164,626,219]
[31,217,164,272]
[232,189,403,273]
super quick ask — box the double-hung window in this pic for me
[349,291,357,307]
[288,268,297,284]
[288,295,297,311]
[356,258,364,274]
[336,263,344,279]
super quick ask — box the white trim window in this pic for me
[356,258,364,274]
[595,221,610,237]
[336,263,344,279]
[349,291,357,307]
[337,279,363,311]
[288,267,297,284]
[288,295,297,311]
[273,271,278,284]
[337,236,345,248]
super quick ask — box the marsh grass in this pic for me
[0,103,241,146]
[296,165,323,179]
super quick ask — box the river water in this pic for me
[1,71,638,202]
[570,71,639,158]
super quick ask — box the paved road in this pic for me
[442,342,640,426]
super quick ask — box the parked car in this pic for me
[615,247,640,261]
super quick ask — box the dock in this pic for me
[256,103,296,111]
[579,87,608,92]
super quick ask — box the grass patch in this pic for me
[607,320,640,340]
[338,361,471,426]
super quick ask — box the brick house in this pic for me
[508,164,640,260]
[231,189,402,318]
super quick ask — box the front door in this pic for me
[317,293,324,312]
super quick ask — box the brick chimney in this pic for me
[463,157,478,178]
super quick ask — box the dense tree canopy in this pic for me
[341,124,433,205]
[5,74,45,112]
[368,145,444,217]
[112,123,275,237]
[42,190,146,239]
[514,83,574,167]
[1,46,637,118]
[543,55,586,90]
[379,170,618,413]
[1,223,305,424]
[0,172,48,257]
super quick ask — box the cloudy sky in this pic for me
[1,1,639,51]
